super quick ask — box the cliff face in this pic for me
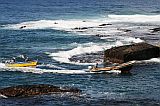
[0,84,81,97]
[104,42,160,63]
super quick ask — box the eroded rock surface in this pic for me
[150,27,160,33]
[69,51,104,63]
[104,42,160,63]
[0,84,81,97]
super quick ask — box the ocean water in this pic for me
[0,0,160,105]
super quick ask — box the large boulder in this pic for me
[0,84,81,97]
[104,42,160,63]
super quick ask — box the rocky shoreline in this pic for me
[69,42,160,64]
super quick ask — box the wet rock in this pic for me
[104,42,160,63]
[69,51,104,63]
[95,34,109,37]
[117,28,131,32]
[54,22,58,24]
[19,26,26,29]
[73,27,88,30]
[150,27,160,33]
[144,33,156,35]
[0,84,81,97]
[99,23,112,26]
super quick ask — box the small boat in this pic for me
[90,61,135,74]
[5,55,38,67]
[5,61,38,67]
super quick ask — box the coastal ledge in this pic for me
[0,84,81,98]
[104,42,160,63]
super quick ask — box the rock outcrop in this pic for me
[19,25,26,29]
[69,51,104,63]
[104,42,160,63]
[150,27,160,33]
[0,84,81,98]
[99,23,112,26]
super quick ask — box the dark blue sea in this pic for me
[0,0,160,105]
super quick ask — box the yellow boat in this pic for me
[5,61,38,67]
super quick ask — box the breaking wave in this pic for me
[143,58,160,63]
[2,14,160,34]
[0,63,6,68]
[47,43,106,65]
[1,14,159,66]
[0,94,8,98]
[3,19,101,30]
[47,37,143,64]
[107,14,160,23]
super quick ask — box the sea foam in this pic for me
[3,14,160,31]
[4,19,101,30]
[144,58,160,63]
[47,38,143,64]
[107,14,160,23]
[2,14,158,65]
[0,94,8,98]
[0,63,6,68]
[47,42,106,65]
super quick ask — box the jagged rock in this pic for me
[99,23,112,26]
[95,34,110,37]
[54,22,58,24]
[73,27,88,30]
[150,27,160,33]
[0,84,81,97]
[117,28,131,32]
[104,42,160,63]
[69,51,104,63]
[19,26,26,29]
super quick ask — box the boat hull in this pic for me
[5,61,38,67]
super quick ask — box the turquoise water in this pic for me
[0,0,160,105]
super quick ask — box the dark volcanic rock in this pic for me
[117,28,131,32]
[69,51,104,63]
[99,23,112,26]
[73,27,88,30]
[95,34,110,37]
[19,26,26,29]
[104,42,160,63]
[0,84,81,97]
[150,27,160,33]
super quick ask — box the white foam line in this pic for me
[38,64,67,70]
[0,66,87,74]
[0,94,8,98]
[47,43,106,65]
[143,58,160,63]
[0,66,123,74]
[107,14,160,23]
[3,14,160,34]
[0,62,91,74]
[47,37,144,65]
[41,69,87,74]
[0,63,121,74]
[0,63,6,68]
[4,19,101,30]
